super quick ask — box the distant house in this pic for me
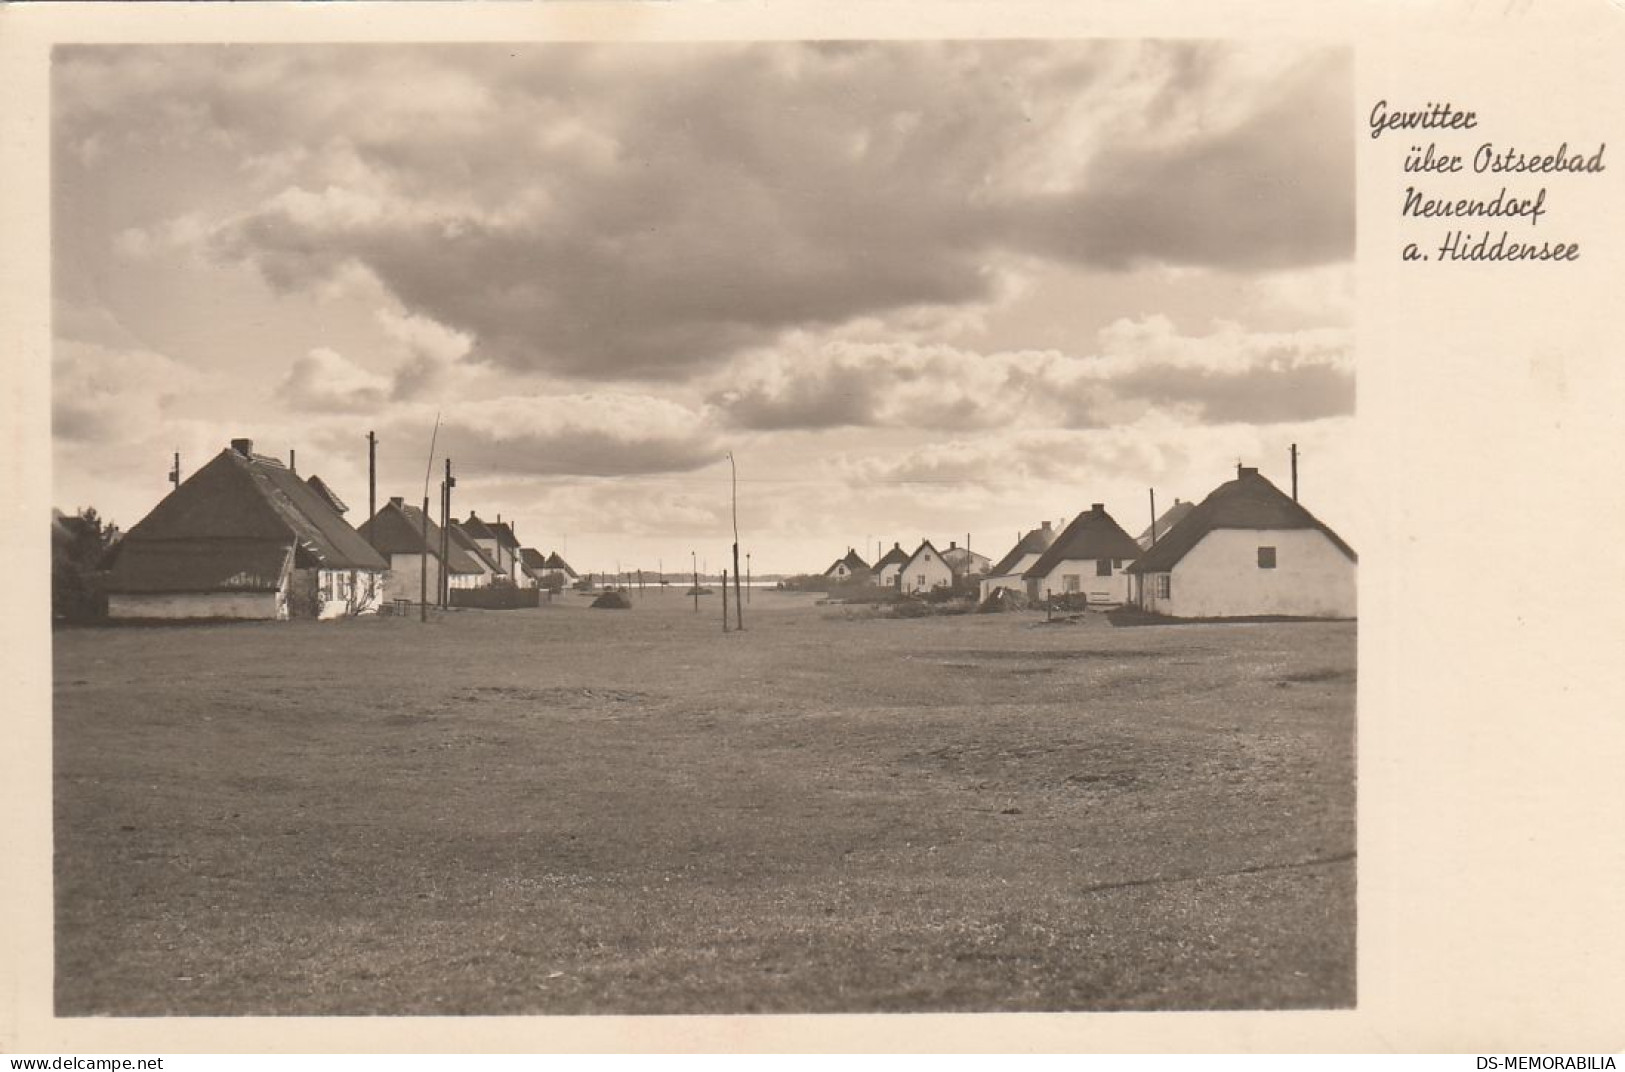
[1126,466,1356,619]
[519,547,548,587]
[823,549,870,582]
[938,541,991,580]
[898,540,954,593]
[872,542,910,587]
[103,438,387,620]
[358,496,483,604]
[1136,498,1195,551]
[461,513,517,582]
[448,522,505,586]
[542,551,578,586]
[488,520,524,583]
[979,520,1058,600]
[1021,503,1143,606]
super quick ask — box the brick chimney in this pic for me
[389,496,404,508]
[1092,503,1105,513]
[231,438,253,457]
[1041,520,1051,531]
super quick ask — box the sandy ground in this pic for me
[53,588,1354,1014]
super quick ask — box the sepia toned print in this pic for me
[50,40,1355,1016]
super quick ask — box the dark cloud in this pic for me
[58,42,1352,383]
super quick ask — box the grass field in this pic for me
[53,589,1355,1015]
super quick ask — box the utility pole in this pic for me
[692,550,699,613]
[1290,443,1299,501]
[420,414,440,624]
[441,458,454,607]
[746,552,752,602]
[367,430,377,521]
[727,451,743,631]
[169,452,181,489]
[1149,488,1159,546]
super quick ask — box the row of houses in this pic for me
[100,438,576,621]
[819,467,1356,619]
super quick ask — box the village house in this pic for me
[460,513,518,582]
[1126,466,1357,619]
[519,548,549,588]
[823,549,870,582]
[488,519,524,583]
[979,520,1058,601]
[898,540,954,593]
[1021,503,1143,607]
[542,551,579,587]
[871,542,910,587]
[447,521,505,586]
[1137,498,1195,550]
[102,438,388,620]
[358,497,483,605]
[938,541,991,581]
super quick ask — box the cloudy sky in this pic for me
[53,41,1355,575]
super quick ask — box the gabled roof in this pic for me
[1136,499,1195,549]
[543,551,578,578]
[988,522,1059,577]
[519,547,548,569]
[901,539,946,570]
[940,545,990,571]
[1023,504,1142,578]
[1127,468,1358,574]
[306,475,350,516]
[488,521,521,550]
[106,446,386,594]
[359,500,483,574]
[873,542,910,570]
[448,522,502,573]
[461,513,497,541]
[104,539,293,594]
[824,548,870,575]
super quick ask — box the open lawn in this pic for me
[53,590,1355,1015]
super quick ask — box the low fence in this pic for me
[448,587,542,610]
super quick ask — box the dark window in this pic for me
[1096,559,1113,576]
[1258,546,1277,569]
[1156,574,1171,599]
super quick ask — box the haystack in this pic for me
[591,591,632,609]
[977,587,1029,613]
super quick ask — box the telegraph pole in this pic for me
[1290,443,1300,501]
[727,451,743,631]
[420,414,440,624]
[367,430,378,521]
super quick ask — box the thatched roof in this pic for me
[1136,499,1195,549]
[824,549,870,576]
[447,522,502,573]
[988,522,1058,577]
[487,521,521,550]
[359,499,483,574]
[106,445,386,594]
[1127,468,1357,574]
[543,551,578,578]
[873,542,910,570]
[1022,505,1142,578]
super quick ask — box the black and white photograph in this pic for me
[44,39,1361,1018]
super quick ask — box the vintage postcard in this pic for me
[3,0,1623,1055]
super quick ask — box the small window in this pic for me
[1063,574,1081,593]
[1258,546,1277,569]
[1156,574,1171,599]
[1096,559,1113,577]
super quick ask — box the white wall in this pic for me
[901,551,954,592]
[1028,557,1135,605]
[1145,528,1355,618]
[381,554,447,605]
[979,552,1042,600]
[108,591,283,620]
[317,569,383,618]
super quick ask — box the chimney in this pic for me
[288,449,296,473]
[389,496,404,508]
[1091,503,1105,513]
[1041,520,1051,531]
[949,540,957,550]
[231,438,253,457]
[1239,466,1259,478]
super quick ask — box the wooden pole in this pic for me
[1149,487,1158,547]
[722,569,730,632]
[367,430,377,522]
[1290,442,1299,501]
[420,495,430,623]
[746,553,752,603]
[692,551,699,613]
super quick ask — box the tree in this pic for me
[51,507,120,622]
